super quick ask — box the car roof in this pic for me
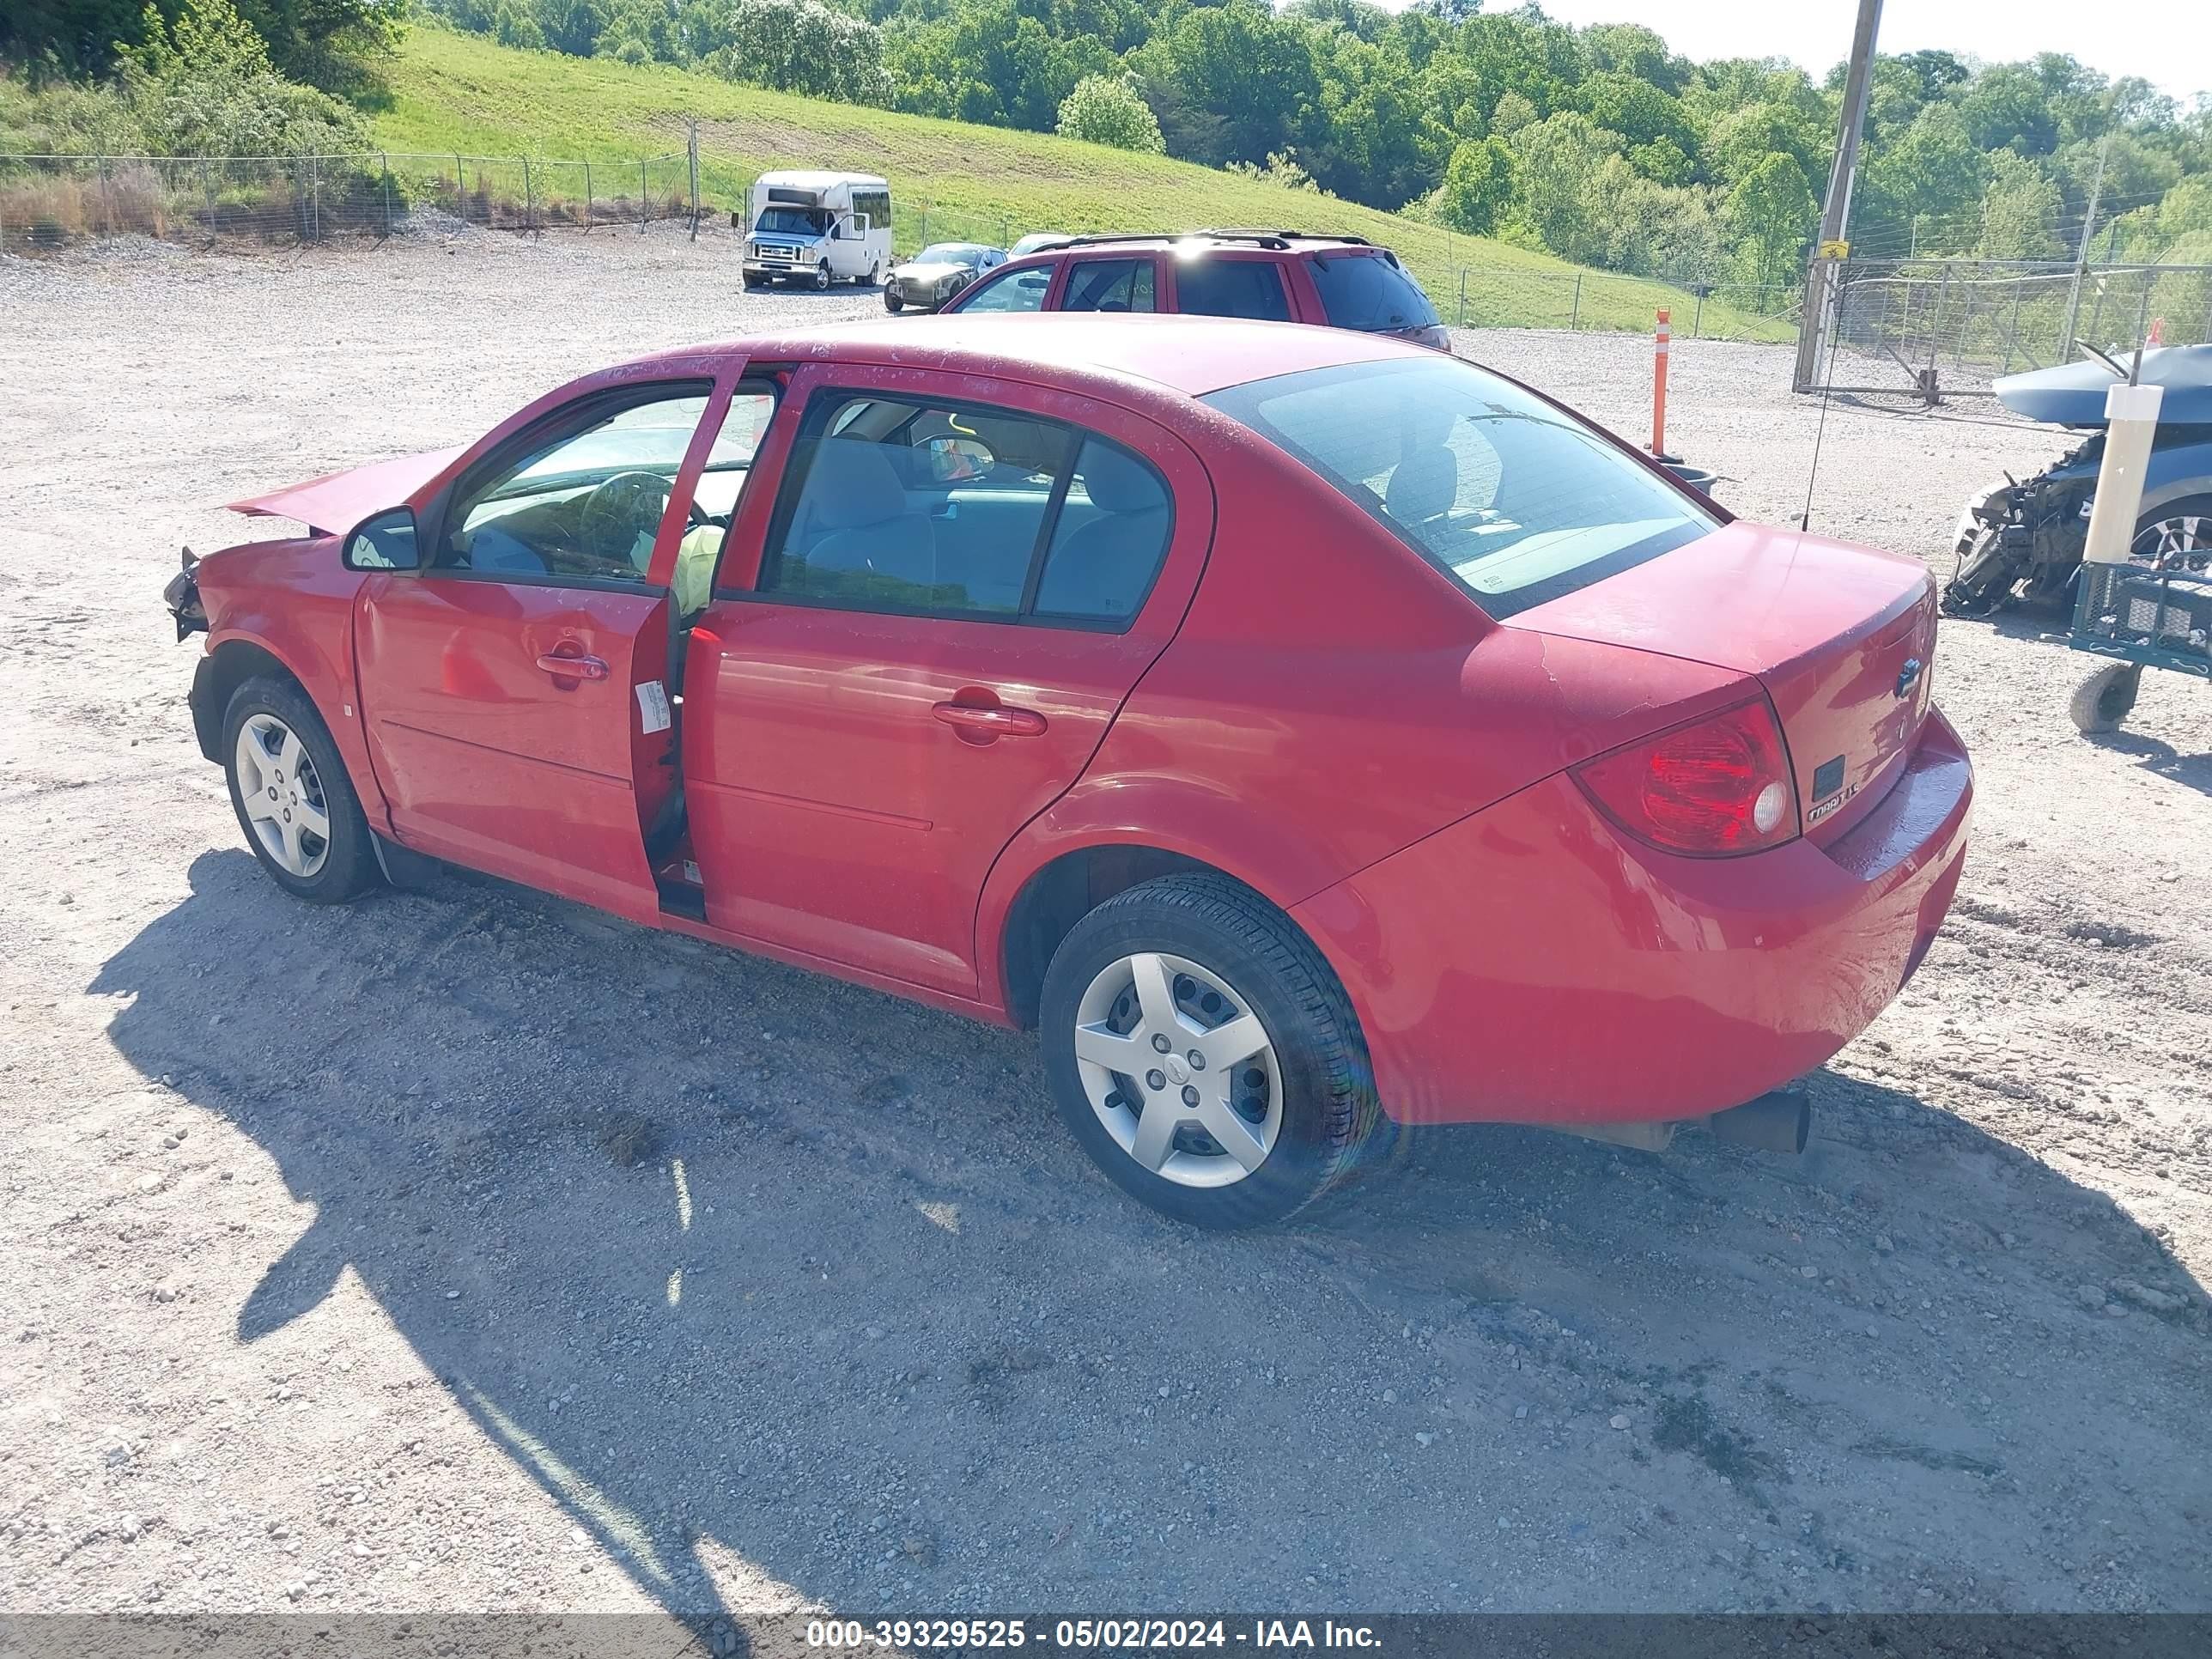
[630,313,1425,400]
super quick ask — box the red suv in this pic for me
[942,230,1451,351]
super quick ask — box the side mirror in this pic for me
[343,507,420,572]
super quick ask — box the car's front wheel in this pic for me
[1040,874,1380,1228]
[222,676,379,903]
[884,289,903,313]
[812,265,831,291]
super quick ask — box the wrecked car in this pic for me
[165,316,1972,1229]
[1943,343,2212,616]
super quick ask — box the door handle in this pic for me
[932,700,1048,740]
[536,650,610,683]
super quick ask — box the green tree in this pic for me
[1861,102,1988,252]
[1054,73,1163,152]
[1978,149,2063,259]
[888,0,1113,131]
[1488,88,1536,137]
[1959,61,2060,156]
[1131,0,1322,167]
[118,0,368,153]
[1508,111,1618,264]
[1725,149,1814,289]
[710,0,890,104]
[1434,133,1514,234]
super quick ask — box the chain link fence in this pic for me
[0,150,704,250]
[1802,257,2212,401]
[1437,267,1796,338]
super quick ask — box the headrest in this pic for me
[1384,445,1457,526]
[1079,441,1164,513]
[809,439,908,529]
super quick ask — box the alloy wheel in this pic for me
[1071,951,1282,1188]
[2133,512,2212,570]
[234,713,330,878]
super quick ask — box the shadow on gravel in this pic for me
[91,851,2212,1616]
[2082,728,2212,794]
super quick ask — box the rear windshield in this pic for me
[1201,356,1716,617]
[1308,251,1439,333]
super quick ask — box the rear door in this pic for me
[354,378,741,921]
[684,363,1213,996]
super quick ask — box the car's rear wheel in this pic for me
[1039,873,1380,1228]
[222,677,379,903]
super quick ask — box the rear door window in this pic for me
[1061,258,1157,313]
[1172,258,1291,322]
[752,392,1172,631]
[1308,251,1440,334]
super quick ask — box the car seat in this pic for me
[798,439,937,591]
[1383,445,1457,527]
[1032,442,1170,621]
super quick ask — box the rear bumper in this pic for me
[1291,708,1974,1127]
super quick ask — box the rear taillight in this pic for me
[1571,697,1799,858]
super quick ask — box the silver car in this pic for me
[884,242,1006,313]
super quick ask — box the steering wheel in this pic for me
[577,471,672,570]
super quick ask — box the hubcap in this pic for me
[2132,513,2212,570]
[234,714,330,878]
[1072,951,1282,1189]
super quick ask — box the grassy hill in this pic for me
[373,28,1790,342]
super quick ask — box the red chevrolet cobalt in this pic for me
[166,316,1971,1227]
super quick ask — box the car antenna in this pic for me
[1798,328,1839,535]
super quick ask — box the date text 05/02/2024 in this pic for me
[804,1618,1384,1650]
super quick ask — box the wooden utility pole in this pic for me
[1793,0,1884,392]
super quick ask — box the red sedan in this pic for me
[165,316,1971,1227]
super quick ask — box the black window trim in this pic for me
[424,376,720,597]
[713,385,1176,634]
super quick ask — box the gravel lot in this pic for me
[3,225,2209,1632]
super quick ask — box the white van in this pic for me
[743,171,893,290]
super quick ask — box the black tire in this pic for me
[2068,661,2142,735]
[222,675,380,903]
[884,290,903,313]
[1039,873,1381,1228]
[812,266,830,291]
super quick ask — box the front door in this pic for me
[355,380,738,921]
[684,365,1212,997]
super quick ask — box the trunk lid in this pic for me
[1507,520,1938,842]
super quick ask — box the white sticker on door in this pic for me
[635,680,672,735]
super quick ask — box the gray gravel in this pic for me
[2,226,2209,1627]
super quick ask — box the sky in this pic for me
[1384,2,2212,108]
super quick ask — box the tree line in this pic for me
[8,0,2212,289]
